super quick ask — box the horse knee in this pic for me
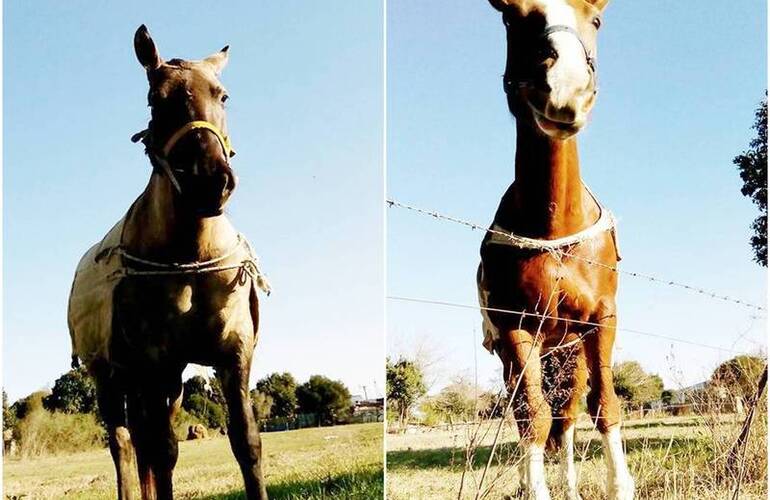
[229,425,262,463]
[113,426,132,451]
[587,387,621,433]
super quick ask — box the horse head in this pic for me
[489,0,608,138]
[133,25,237,217]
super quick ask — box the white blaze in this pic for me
[601,426,635,500]
[539,0,591,110]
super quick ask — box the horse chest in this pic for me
[113,273,252,361]
[481,250,601,339]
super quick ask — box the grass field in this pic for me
[386,415,767,500]
[3,422,383,499]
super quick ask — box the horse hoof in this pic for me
[607,475,635,500]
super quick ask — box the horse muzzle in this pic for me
[184,166,237,217]
[526,87,595,139]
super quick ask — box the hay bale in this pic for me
[187,424,208,440]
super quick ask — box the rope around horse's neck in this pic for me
[110,237,270,294]
[116,234,245,270]
[117,260,260,282]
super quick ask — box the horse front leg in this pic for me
[95,373,138,500]
[499,328,552,500]
[217,358,269,500]
[584,315,634,500]
[127,384,179,500]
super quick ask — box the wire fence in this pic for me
[387,198,766,356]
[387,199,766,313]
[395,401,745,427]
[388,295,754,355]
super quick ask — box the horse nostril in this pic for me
[537,45,558,63]
[221,169,236,195]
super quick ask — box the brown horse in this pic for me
[477,1,633,499]
[68,26,269,500]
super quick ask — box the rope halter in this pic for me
[132,120,235,194]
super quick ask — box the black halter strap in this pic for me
[541,25,596,72]
[503,24,597,95]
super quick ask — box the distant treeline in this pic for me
[2,368,382,457]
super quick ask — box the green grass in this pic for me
[3,423,383,499]
[386,415,768,500]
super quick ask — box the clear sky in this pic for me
[3,1,384,402]
[387,1,767,392]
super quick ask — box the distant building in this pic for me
[352,398,384,422]
[670,382,708,405]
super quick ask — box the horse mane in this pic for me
[164,58,193,69]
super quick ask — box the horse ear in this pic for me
[587,0,610,11]
[134,25,162,71]
[488,0,513,12]
[204,46,229,75]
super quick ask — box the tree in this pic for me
[478,391,505,419]
[613,361,664,408]
[43,367,98,414]
[733,95,767,266]
[182,375,209,407]
[255,372,297,419]
[661,389,674,406]
[250,390,274,421]
[208,377,227,409]
[711,355,766,404]
[186,394,227,429]
[296,375,352,426]
[386,357,427,428]
[3,390,17,432]
[10,391,48,421]
[431,379,477,423]
[182,375,227,429]
[183,375,225,408]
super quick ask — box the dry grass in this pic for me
[386,414,768,499]
[3,422,383,499]
[13,408,106,459]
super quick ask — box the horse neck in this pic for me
[123,173,238,262]
[499,120,597,239]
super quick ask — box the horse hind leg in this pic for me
[542,336,588,500]
[94,373,138,500]
[499,328,552,500]
[584,318,634,500]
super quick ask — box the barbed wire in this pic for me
[387,199,766,313]
[404,403,746,426]
[387,295,760,355]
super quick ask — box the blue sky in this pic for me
[387,1,767,391]
[3,1,383,402]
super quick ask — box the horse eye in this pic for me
[592,17,602,29]
[221,94,229,104]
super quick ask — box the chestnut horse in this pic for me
[68,26,269,499]
[477,1,634,499]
